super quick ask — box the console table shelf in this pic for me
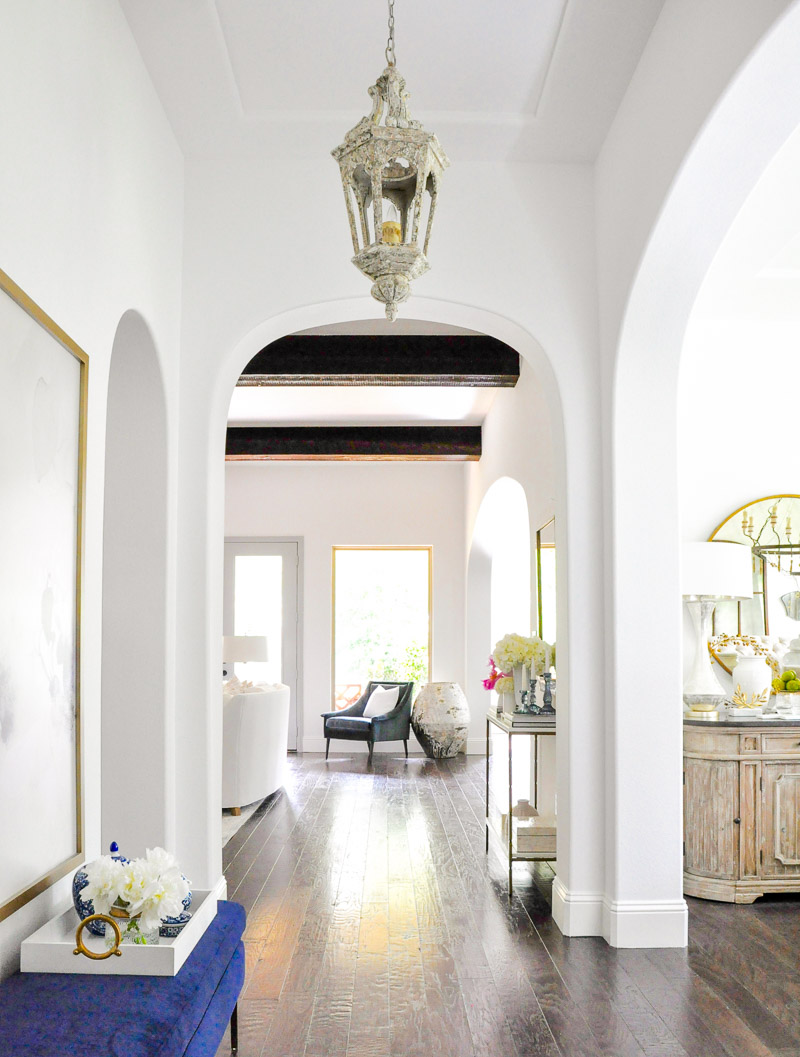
[485,711,556,895]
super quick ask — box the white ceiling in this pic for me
[227,385,497,427]
[227,318,502,426]
[119,0,665,162]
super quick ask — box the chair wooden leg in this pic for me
[368,740,374,764]
[325,738,330,760]
[404,739,408,758]
[230,806,241,817]
[231,1002,238,1054]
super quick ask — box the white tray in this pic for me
[21,877,226,976]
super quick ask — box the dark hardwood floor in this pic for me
[216,753,800,1057]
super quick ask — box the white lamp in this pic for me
[681,542,753,720]
[222,635,268,681]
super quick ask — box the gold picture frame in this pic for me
[0,269,87,922]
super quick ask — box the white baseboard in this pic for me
[552,879,688,947]
[602,897,688,948]
[551,877,604,936]
[213,874,228,901]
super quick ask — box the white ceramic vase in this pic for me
[497,691,515,715]
[512,665,529,711]
[411,682,470,758]
[731,654,772,704]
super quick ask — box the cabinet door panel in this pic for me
[762,763,800,877]
[739,761,760,879]
[684,758,738,879]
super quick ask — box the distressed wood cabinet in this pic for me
[684,720,800,902]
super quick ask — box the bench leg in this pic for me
[231,1002,238,1054]
[325,738,330,760]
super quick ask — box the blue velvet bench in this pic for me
[0,899,245,1056]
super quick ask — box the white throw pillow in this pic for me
[363,684,400,718]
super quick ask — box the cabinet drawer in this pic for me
[763,733,800,755]
[684,730,740,755]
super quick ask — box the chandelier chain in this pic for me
[385,0,396,66]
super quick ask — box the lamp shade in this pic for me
[222,635,268,663]
[680,542,753,599]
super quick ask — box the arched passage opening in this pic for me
[175,296,600,919]
[102,310,171,856]
[608,4,800,946]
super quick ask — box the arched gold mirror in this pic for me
[709,494,800,673]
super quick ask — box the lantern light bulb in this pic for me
[382,199,402,245]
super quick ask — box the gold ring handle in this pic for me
[73,913,123,960]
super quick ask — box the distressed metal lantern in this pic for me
[331,2,449,321]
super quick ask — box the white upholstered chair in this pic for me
[222,683,290,814]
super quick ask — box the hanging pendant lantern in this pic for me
[332,0,449,321]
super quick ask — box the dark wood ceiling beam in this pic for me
[226,426,481,461]
[237,335,519,387]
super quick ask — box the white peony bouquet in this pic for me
[83,847,190,932]
[493,633,552,675]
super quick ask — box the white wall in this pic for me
[0,0,183,976]
[679,318,800,541]
[224,460,468,752]
[466,358,556,541]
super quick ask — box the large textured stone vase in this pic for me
[411,682,470,759]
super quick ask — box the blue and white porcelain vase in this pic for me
[72,842,193,939]
[72,841,129,937]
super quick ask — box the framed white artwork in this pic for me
[0,269,87,922]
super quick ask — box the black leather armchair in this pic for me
[321,681,414,762]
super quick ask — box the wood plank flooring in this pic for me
[216,753,800,1057]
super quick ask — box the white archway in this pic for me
[608,3,800,946]
[102,310,172,856]
[171,295,611,925]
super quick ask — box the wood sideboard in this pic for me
[684,718,800,903]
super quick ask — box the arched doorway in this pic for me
[101,310,171,855]
[180,297,593,925]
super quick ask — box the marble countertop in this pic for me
[684,714,800,727]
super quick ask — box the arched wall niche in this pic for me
[466,476,556,818]
[466,477,532,726]
[102,309,172,856]
[471,476,532,648]
[607,3,800,946]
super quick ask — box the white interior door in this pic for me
[223,539,300,750]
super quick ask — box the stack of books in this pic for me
[503,710,556,728]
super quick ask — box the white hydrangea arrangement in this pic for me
[493,633,553,675]
[82,847,190,932]
[494,675,514,693]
